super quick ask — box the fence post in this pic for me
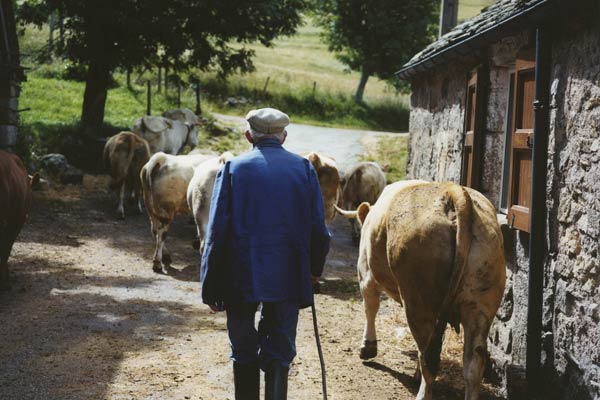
[262,76,270,94]
[312,81,317,96]
[157,67,162,94]
[195,79,202,115]
[146,81,151,116]
[164,66,168,97]
[126,68,131,89]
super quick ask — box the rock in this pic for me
[39,153,84,185]
[224,97,249,107]
[60,165,84,184]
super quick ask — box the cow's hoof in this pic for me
[192,239,200,250]
[152,261,163,273]
[359,340,378,359]
[117,213,125,220]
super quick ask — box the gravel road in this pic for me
[214,113,405,170]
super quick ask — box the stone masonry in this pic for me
[406,11,600,399]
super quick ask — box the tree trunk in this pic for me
[81,61,111,129]
[354,68,370,103]
[0,0,22,153]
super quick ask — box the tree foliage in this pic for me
[17,0,309,127]
[314,0,438,102]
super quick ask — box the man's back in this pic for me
[201,138,330,308]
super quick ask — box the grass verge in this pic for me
[362,135,409,183]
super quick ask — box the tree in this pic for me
[18,0,308,129]
[314,0,438,103]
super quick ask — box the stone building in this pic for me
[396,0,599,398]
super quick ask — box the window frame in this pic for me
[506,49,536,233]
[460,66,487,190]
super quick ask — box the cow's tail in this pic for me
[140,154,164,217]
[440,183,473,331]
[102,139,112,173]
[123,134,136,180]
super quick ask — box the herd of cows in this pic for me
[0,107,507,400]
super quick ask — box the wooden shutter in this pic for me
[461,67,486,189]
[507,50,535,232]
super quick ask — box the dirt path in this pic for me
[1,156,502,399]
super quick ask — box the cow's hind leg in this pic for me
[462,313,491,400]
[151,216,171,273]
[0,232,15,290]
[359,275,381,359]
[116,183,126,219]
[416,321,446,400]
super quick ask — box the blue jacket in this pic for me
[201,138,331,308]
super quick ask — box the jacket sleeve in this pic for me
[200,162,232,305]
[308,164,331,277]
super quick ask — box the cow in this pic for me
[132,108,200,154]
[186,152,234,255]
[305,152,340,225]
[103,132,151,219]
[140,151,222,273]
[0,151,39,290]
[338,161,387,243]
[337,180,506,400]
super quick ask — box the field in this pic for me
[459,0,496,21]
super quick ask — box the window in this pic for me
[506,50,535,232]
[460,67,487,189]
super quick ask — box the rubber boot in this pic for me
[264,364,289,400]
[233,362,259,400]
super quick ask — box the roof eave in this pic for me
[396,0,555,81]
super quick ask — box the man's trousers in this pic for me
[226,301,299,371]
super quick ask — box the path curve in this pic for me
[214,113,407,170]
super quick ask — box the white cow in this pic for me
[186,152,234,255]
[338,180,506,400]
[338,161,387,243]
[140,151,217,272]
[132,108,199,154]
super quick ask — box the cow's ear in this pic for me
[307,152,321,170]
[357,202,371,225]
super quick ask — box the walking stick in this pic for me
[311,301,328,400]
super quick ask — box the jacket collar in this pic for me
[254,137,283,149]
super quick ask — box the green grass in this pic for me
[458,0,496,22]
[362,135,409,183]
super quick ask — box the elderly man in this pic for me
[201,108,331,400]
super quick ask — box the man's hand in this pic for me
[208,302,225,312]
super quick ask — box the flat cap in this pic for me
[245,108,290,135]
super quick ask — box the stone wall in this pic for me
[406,15,600,398]
[545,17,600,400]
[407,64,467,183]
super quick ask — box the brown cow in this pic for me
[306,152,340,225]
[103,132,151,219]
[339,180,505,400]
[0,151,39,289]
